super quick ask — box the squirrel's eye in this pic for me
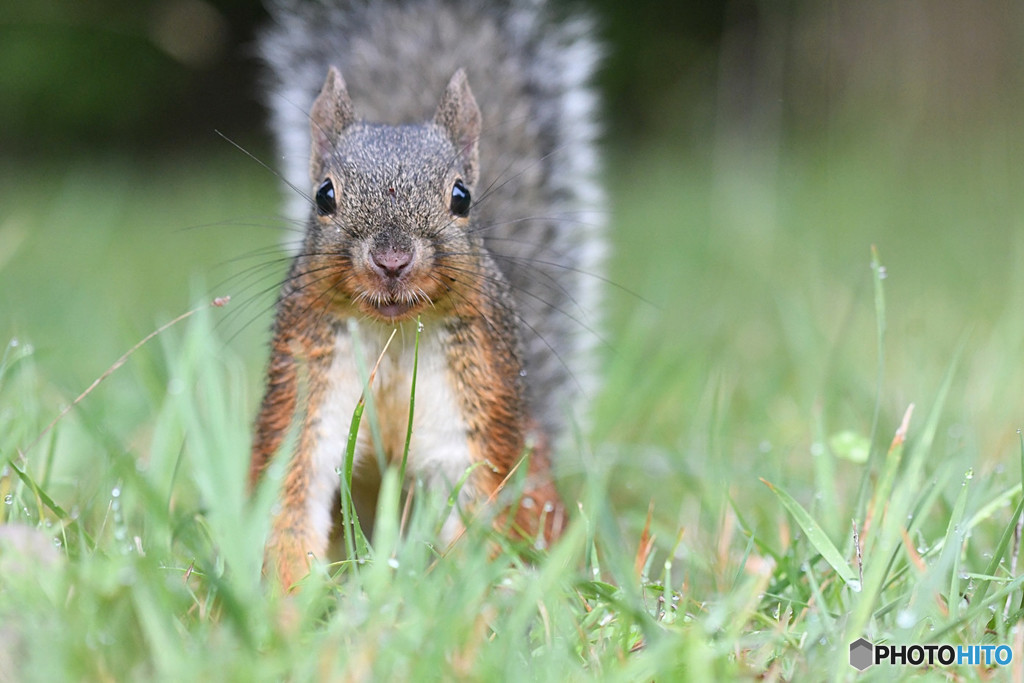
[315,178,336,216]
[449,179,471,217]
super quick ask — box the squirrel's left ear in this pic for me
[434,69,481,186]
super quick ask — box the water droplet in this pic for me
[417,320,424,333]
[877,266,887,279]
[964,468,974,480]
[542,501,554,513]
[897,609,916,628]
[387,557,399,569]
[519,369,527,377]
[111,487,121,498]
[3,495,12,505]
[53,538,62,548]
[847,579,862,593]
[9,338,18,348]
[521,497,535,509]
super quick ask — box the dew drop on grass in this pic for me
[3,495,12,505]
[964,468,974,480]
[897,609,916,628]
[53,538,62,548]
[847,579,862,593]
[387,557,399,569]
[111,486,121,498]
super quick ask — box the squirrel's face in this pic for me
[301,122,479,323]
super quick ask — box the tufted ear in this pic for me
[434,69,481,186]
[309,66,356,183]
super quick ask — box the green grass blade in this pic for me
[761,478,858,585]
[942,469,973,621]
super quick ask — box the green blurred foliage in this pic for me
[3,0,1023,156]
[0,0,268,154]
[0,0,731,154]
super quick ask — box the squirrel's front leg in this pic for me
[446,314,567,545]
[251,314,339,589]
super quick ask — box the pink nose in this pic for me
[372,249,413,278]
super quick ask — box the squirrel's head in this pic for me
[301,66,483,323]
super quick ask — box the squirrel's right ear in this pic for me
[309,66,356,182]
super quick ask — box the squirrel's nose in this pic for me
[371,248,413,279]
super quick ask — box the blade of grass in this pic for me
[340,326,398,563]
[942,469,973,621]
[398,317,422,486]
[761,478,858,585]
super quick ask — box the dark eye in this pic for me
[315,178,336,216]
[449,179,471,217]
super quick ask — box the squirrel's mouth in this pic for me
[372,299,415,320]
[355,290,428,322]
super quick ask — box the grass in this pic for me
[3,123,1024,680]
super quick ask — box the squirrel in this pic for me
[249,0,606,588]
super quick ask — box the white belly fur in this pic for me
[308,319,472,543]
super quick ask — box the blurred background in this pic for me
[2,0,1024,536]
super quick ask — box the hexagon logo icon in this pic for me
[849,638,874,671]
